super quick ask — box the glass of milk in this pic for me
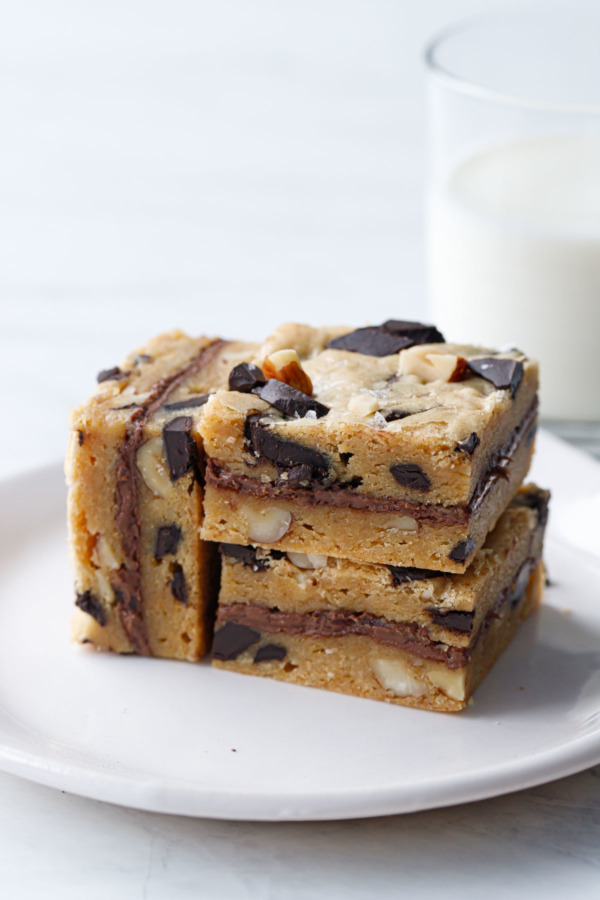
[426,14,600,423]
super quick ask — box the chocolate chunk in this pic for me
[390,463,431,492]
[326,320,445,357]
[326,327,413,357]
[427,609,475,633]
[163,416,198,481]
[454,432,480,455]
[514,489,549,526]
[97,366,126,383]
[135,354,153,364]
[380,409,413,423]
[254,643,287,663]
[228,362,267,393]
[75,590,107,626]
[220,543,271,572]
[382,320,445,344]
[389,565,445,586]
[245,415,330,481]
[339,452,353,465]
[163,394,211,411]
[170,565,188,604]
[154,525,182,559]
[77,429,84,446]
[255,380,329,418]
[280,464,314,486]
[467,358,524,397]
[212,622,261,660]
[448,538,476,564]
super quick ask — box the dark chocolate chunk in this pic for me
[326,327,413,357]
[448,538,476,564]
[390,463,431,492]
[212,622,261,660]
[389,565,445,586]
[75,590,107,626]
[154,524,182,559]
[255,380,329,418]
[254,643,287,663]
[380,409,413,423]
[228,362,267,393]
[97,366,126,383]
[454,432,480,455]
[281,464,314,486]
[467,357,524,397]
[170,565,188,604]
[427,609,475,633]
[244,415,330,481]
[339,452,353,465]
[163,394,211,411]
[77,429,84,446]
[163,416,198,481]
[326,320,445,357]
[513,489,549,526]
[219,543,271,572]
[382,320,445,344]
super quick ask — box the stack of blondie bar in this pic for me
[66,320,548,712]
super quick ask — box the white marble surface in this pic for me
[2,0,600,896]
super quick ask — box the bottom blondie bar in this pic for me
[212,486,548,712]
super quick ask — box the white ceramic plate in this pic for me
[1,430,600,821]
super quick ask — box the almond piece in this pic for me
[398,346,468,384]
[246,506,292,544]
[286,551,328,569]
[136,437,172,497]
[262,349,313,395]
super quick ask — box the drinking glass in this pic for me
[426,13,600,428]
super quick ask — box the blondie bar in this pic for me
[212,486,548,712]
[66,330,258,660]
[200,321,538,572]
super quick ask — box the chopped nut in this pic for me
[95,570,113,604]
[398,346,469,384]
[348,393,381,416]
[263,349,313,395]
[387,515,418,532]
[219,392,270,414]
[91,535,119,570]
[426,667,467,701]
[286,551,328,569]
[246,506,292,544]
[136,437,172,497]
[371,658,427,697]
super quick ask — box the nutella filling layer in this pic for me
[113,339,228,654]
[214,552,540,669]
[206,397,538,526]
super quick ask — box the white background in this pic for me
[1,1,600,896]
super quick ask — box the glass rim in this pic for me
[424,13,600,116]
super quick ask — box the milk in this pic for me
[429,136,600,419]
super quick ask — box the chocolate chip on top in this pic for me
[467,358,524,397]
[255,380,329,419]
[228,362,267,393]
[326,320,445,357]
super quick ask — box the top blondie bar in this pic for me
[200,320,538,572]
